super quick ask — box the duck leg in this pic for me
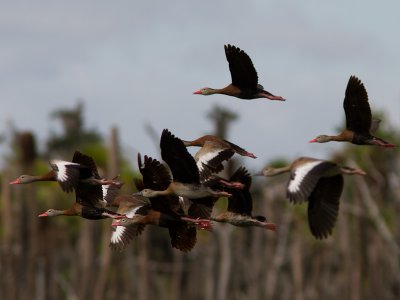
[181,216,213,231]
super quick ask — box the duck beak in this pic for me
[193,90,202,94]
[38,212,49,218]
[9,179,20,184]
[132,191,143,196]
[309,138,318,143]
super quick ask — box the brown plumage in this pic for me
[193,44,285,101]
[37,151,123,220]
[309,75,395,147]
[10,150,122,193]
[256,157,366,239]
[211,167,276,231]
[37,182,123,220]
[182,134,256,180]
[110,154,211,252]
[136,130,231,204]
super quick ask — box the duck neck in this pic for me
[330,135,345,142]
[265,166,291,176]
[38,170,57,181]
[207,88,223,95]
[151,187,173,197]
[27,174,51,183]
[52,209,73,217]
[54,209,69,216]
[340,166,366,176]
[182,138,203,147]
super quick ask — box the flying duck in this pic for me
[193,44,285,101]
[309,75,395,147]
[256,157,366,239]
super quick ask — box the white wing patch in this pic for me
[195,149,223,171]
[125,206,142,218]
[101,184,120,207]
[51,160,80,182]
[178,196,191,212]
[102,185,110,198]
[110,226,126,245]
[288,161,323,194]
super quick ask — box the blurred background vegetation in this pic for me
[0,102,399,300]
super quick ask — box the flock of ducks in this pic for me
[10,44,396,252]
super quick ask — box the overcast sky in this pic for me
[1,1,399,170]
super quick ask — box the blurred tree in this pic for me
[207,105,238,139]
[46,101,102,157]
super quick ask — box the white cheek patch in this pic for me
[288,161,322,194]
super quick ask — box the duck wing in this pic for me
[138,153,172,190]
[75,184,103,207]
[169,225,197,252]
[109,195,150,252]
[71,150,100,179]
[160,129,200,184]
[110,223,146,252]
[343,75,372,134]
[195,144,234,181]
[137,153,181,215]
[188,197,216,219]
[226,167,252,216]
[307,174,343,239]
[287,159,337,203]
[49,160,81,193]
[225,44,258,89]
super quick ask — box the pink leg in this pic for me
[263,94,286,101]
[181,216,213,231]
[102,212,126,219]
[264,222,277,231]
[216,191,232,197]
[245,152,257,159]
[381,143,396,148]
[219,179,245,189]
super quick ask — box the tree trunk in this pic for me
[215,224,233,300]
[93,126,120,300]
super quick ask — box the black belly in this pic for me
[352,133,373,145]
[81,206,108,220]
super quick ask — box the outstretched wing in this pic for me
[49,160,81,193]
[75,184,103,207]
[224,44,258,89]
[71,150,100,179]
[109,224,146,252]
[138,153,180,214]
[226,167,252,216]
[195,145,234,181]
[169,225,197,252]
[307,174,343,239]
[287,159,337,203]
[160,129,200,184]
[70,151,103,206]
[343,75,372,134]
[188,197,216,219]
[138,153,172,190]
